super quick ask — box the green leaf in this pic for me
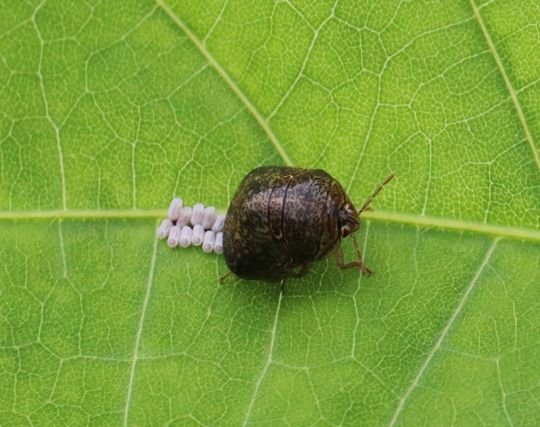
[1,0,539,425]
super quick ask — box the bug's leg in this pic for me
[351,235,373,275]
[335,245,356,269]
[218,271,233,285]
[335,240,373,276]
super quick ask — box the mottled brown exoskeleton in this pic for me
[222,166,394,283]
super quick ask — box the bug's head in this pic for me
[338,204,360,238]
[339,173,396,238]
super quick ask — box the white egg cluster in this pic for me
[156,197,225,254]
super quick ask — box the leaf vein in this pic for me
[32,0,67,210]
[123,227,159,426]
[242,288,283,426]
[267,1,337,121]
[156,0,293,166]
[469,0,540,176]
[387,238,500,426]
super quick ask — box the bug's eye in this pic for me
[341,225,351,237]
[338,204,359,237]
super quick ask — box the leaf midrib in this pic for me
[1,209,538,242]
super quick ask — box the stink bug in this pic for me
[222,166,394,282]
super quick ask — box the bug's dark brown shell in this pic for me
[223,166,354,281]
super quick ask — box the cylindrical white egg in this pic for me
[179,226,193,248]
[191,224,205,246]
[214,232,223,254]
[167,197,183,221]
[201,207,217,230]
[156,219,173,239]
[177,207,192,227]
[190,203,205,225]
[211,214,225,233]
[167,225,181,247]
[202,231,215,253]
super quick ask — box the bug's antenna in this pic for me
[357,173,395,215]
